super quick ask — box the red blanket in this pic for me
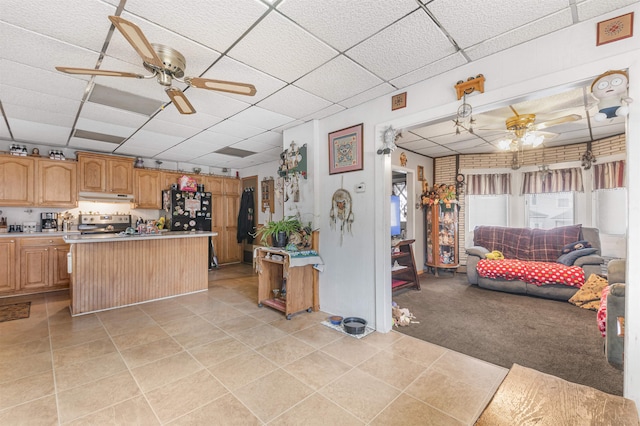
[477,259,585,287]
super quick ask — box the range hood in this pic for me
[78,191,134,202]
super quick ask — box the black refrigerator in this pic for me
[162,189,218,269]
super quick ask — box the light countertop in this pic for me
[0,231,80,238]
[64,231,217,243]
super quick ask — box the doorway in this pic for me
[241,175,258,264]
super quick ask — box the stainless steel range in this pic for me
[78,214,131,234]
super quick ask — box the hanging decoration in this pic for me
[276,141,307,203]
[329,178,354,246]
[377,125,399,155]
[581,142,597,170]
[453,74,484,135]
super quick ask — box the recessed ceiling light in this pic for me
[215,147,255,158]
[73,129,126,144]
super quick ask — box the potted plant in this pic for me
[254,216,302,248]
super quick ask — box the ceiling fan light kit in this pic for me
[56,15,256,114]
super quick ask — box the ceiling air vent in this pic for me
[73,129,125,144]
[215,147,255,158]
[88,84,163,115]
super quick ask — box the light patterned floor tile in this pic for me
[130,351,203,392]
[0,350,52,384]
[320,336,381,367]
[54,352,128,391]
[189,336,251,367]
[270,393,364,425]
[256,335,315,366]
[370,394,465,426]
[119,337,184,368]
[208,350,278,390]
[65,395,159,426]
[168,392,261,425]
[358,350,427,390]
[0,370,55,411]
[284,350,352,390]
[0,395,59,426]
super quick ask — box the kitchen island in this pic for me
[64,231,216,315]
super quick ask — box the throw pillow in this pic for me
[561,240,593,254]
[557,247,598,266]
[569,273,608,310]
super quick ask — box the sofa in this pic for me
[466,225,604,301]
[598,259,626,369]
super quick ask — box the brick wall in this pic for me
[430,134,626,269]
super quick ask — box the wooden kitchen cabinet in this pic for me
[160,171,182,190]
[134,169,161,209]
[37,159,77,207]
[0,239,17,293]
[205,176,223,194]
[0,156,35,206]
[77,152,134,194]
[18,237,70,292]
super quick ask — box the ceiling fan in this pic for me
[492,106,581,151]
[56,15,256,114]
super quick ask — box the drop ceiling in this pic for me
[0,0,633,170]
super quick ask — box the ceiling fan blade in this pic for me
[187,77,257,96]
[108,15,163,69]
[55,66,144,78]
[166,88,195,114]
[534,114,581,131]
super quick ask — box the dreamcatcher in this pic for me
[329,188,354,246]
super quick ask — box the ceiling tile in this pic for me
[93,56,170,102]
[230,106,295,130]
[152,107,223,129]
[338,83,396,109]
[346,10,456,81]
[3,103,76,128]
[272,120,305,133]
[79,102,152,129]
[122,130,185,150]
[443,137,488,150]
[200,57,287,103]
[576,0,638,21]
[301,104,346,121]
[397,139,438,150]
[278,0,418,51]
[68,137,121,154]
[113,144,162,158]
[227,12,337,83]
[427,0,568,48]
[0,118,10,140]
[118,0,267,53]
[1,0,116,51]
[1,85,81,118]
[0,60,89,101]
[258,86,333,119]
[140,119,201,139]
[208,120,265,139]
[457,143,499,154]
[6,118,70,145]
[390,53,468,89]
[294,55,383,103]
[0,23,100,72]
[415,145,456,157]
[75,117,137,138]
[464,10,573,61]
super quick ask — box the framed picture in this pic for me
[392,92,407,111]
[597,12,634,46]
[328,123,364,174]
[417,165,425,182]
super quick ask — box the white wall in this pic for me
[285,3,640,406]
[239,159,283,225]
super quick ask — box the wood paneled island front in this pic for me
[64,231,215,315]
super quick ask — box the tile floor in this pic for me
[0,264,507,425]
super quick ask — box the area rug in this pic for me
[0,302,31,323]
[476,364,639,425]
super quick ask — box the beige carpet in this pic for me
[0,301,31,322]
[476,364,639,425]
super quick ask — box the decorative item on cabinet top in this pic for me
[421,182,458,208]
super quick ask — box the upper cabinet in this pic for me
[0,156,35,206]
[77,152,134,195]
[134,169,161,209]
[37,159,77,207]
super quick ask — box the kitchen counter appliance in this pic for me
[41,212,58,232]
[78,214,131,235]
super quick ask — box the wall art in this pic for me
[328,123,363,175]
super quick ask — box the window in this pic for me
[392,182,408,222]
[525,192,574,229]
[467,194,508,231]
[594,188,626,235]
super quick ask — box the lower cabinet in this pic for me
[0,239,17,293]
[16,237,70,293]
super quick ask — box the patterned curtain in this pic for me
[466,173,511,195]
[593,160,625,190]
[521,167,583,194]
